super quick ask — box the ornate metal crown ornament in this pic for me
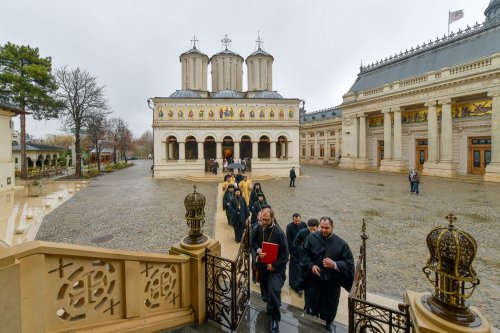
[422,213,482,326]
[183,185,208,245]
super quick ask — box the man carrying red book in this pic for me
[251,207,289,333]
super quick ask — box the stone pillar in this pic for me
[427,99,457,177]
[427,101,438,163]
[280,142,286,158]
[335,129,341,161]
[485,90,500,182]
[287,141,293,158]
[393,108,402,160]
[354,114,370,169]
[197,142,204,160]
[233,141,240,161]
[168,143,174,160]
[216,141,222,164]
[383,109,392,160]
[252,141,258,159]
[270,141,277,159]
[323,136,328,161]
[179,142,185,161]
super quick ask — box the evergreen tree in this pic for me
[0,42,61,177]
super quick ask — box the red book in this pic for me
[260,242,279,264]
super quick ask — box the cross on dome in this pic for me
[256,31,264,50]
[445,213,457,227]
[191,35,199,49]
[221,34,232,49]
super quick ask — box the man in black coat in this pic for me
[251,208,288,333]
[229,188,250,243]
[285,213,307,293]
[251,192,267,226]
[222,184,235,225]
[300,216,354,332]
[249,182,263,209]
[289,167,297,187]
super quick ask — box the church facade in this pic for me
[301,0,500,182]
[150,36,301,178]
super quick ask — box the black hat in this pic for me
[228,184,234,188]
[257,193,265,197]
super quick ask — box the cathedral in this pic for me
[301,0,500,182]
[149,35,301,178]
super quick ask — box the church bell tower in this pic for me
[180,36,209,91]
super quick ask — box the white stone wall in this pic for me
[0,112,14,192]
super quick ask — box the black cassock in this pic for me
[249,187,264,210]
[300,232,354,322]
[293,228,313,309]
[229,195,250,242]
[286,221,307,291]
[222,190,234,225]
[251,222,289,321]
[251,200,266,226]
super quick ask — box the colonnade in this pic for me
[301,128,342,161]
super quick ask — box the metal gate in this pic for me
[205,223,251,331]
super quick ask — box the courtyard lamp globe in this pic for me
[183,185,208,245]
[422,213,482,326]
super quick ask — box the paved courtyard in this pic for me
[36,160,500,327]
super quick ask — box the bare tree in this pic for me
[55,66,110,177]
[131,130,153,158]
[107,117,126,164]
[86,114,108,171]
[118,127,133,162]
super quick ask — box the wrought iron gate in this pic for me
[205,223,251,331]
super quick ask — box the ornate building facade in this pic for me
[301,0,500,182]
[150,36,301,178]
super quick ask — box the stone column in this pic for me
[233,141,240,161]
[485,90,500,182]
[358,114,367,159]
[216,141,222,164]
[426,101,438,163]
[287,141,293,158]
[393,108,402,160]
[252,141,258,159]
[280,142,286,158]
[197,142,204,160]
[439,99,452,162]
[178,142,185,160]
[382,109,392,160]
[335,129,341,161]
[168,143,174,160]
[270,141,277,159]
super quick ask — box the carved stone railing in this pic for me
[348,220,412,333]
[0,241,194,333]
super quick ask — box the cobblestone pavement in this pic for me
[261,165,500,328]
[36,160,218,253]
[36,161,500,327]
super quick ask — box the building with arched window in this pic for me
[150,35,301,178]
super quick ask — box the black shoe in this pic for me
[325,321,335,332]
[271,320,279,333]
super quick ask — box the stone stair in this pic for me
[162,292,348,333]
[178,174,277,183]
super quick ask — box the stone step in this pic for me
[178,174,277,182]
[162,292,348,333]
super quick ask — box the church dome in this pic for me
[169,90,201,98]
[253,91,282,99]
[246,34,274,92]
[485,0,500,21]
[211,48,244,61]
[180,37,209,91]
[212,90,242,98]
[210,34,244,92]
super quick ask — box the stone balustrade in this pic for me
[0,241,194,333]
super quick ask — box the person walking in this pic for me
[229,188,250,243]
[300,216,354,332]
[238,175,252,206]
[293,218,319,315]
[249,182,264,209]
[412,171,421,195]
[289,167,297,187]
[251,208,288,333]
[222,184,235,225]
[409,170,416,193]
[286,213,307,294]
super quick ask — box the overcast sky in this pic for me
[1,0,490,138]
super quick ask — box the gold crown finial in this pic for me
[445,213,457,227]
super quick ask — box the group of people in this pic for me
[249,209,354,333]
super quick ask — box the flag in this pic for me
[449,10,464,24]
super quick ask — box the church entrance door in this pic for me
[415,139,428,172]
[468,137,491,175]
[240,136,252,160]
[204,136,216,171]
[222,136,234,161]
[377,140,384,167]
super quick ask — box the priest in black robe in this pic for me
[285,213,307,293]
[251,192,267,226]
[249,182,264,209]
[300,216,354,332]
[251,207,288,333]
[222,184,235,225]
[229,188,250,243]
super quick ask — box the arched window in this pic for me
[166,136,179,160]
[258,136,270,158]
[185,136,198,160]
[222,136,234,160]
[240,135,252,160]
[277,136,288,158]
